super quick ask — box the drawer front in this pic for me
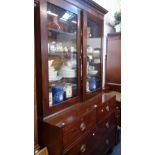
[64,128,97,155]
[97,103,112,124]
[93,128,116,155]
[98,112,115,132]
[63,109,96,149]
[108,97,116,110]
[91,114,116,155]
[102,129,116,153]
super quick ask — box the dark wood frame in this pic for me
[34,61,40,153]
[38,0,82,117]
[36,0,108,118]
[34,0,40,152]
[35,0,112,153]
[66,0,107,19]
[82,11,104,100]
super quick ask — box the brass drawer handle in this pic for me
[105,106,110,112]
[94,104,98,108]
[105,122,110,128]
[80,122,86,132]
[80,144,86,152]
[101,109,104,112]
[116,106,119,110]
[105,139,109,145]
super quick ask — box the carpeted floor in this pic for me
[108,128,121,155]
[108,142,121,155]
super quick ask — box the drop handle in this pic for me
[105,139,109,145]
[116,106,119,110]
[80,122,86,131]
[94,104,98,108]
[80,144,86,152]
[105,105,110,112]
[105,122,110,128]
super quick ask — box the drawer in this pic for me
[91,114,116,155]
[93,128,116,155]
[108,97,116,110]
[102,129,116,153]
[97,103,112,124]
[63,109,96,149]
[64,128,97,155]
[98,112,116,132]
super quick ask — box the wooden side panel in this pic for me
[34,60,40,151]
[34,0,40,152]
[39,121,63,155]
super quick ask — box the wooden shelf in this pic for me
[48,28,76,37]
[48,51,77,57]
[49,78,77,85]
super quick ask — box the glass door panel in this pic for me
[86,18,102,92]
[47,2,78,106]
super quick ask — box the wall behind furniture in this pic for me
[93,0,121,87]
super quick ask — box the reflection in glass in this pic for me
[47,3,78,106]
[86,18,102,92]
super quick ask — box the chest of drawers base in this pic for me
[39,93,117,155]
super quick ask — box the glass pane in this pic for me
[86,18,102,92]
[47,3,78,106]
